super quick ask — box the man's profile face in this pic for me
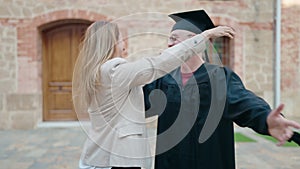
[168,29,196,47]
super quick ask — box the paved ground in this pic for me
[0,122,299,169]
[234,127,300,169]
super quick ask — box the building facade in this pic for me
[0,0,299,129]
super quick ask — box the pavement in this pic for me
[0,120,299,169]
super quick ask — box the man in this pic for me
[143,10,300,169]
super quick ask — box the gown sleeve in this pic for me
[224,68,271,135]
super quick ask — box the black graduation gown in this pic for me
[143,63,271,169]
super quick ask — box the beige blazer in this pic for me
[80,34,207,169]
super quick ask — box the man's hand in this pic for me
[267,104,300,146]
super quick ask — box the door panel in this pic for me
[49,29,73,81]
[43,23,90,121]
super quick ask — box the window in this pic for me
[214,37,231,66]
[197,0,233,1]
[204,37,232,67]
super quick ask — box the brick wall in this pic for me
[0,0,298,129]
[281,1,300,118]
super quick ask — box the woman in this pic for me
[72,21,234,169]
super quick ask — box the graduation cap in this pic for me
[169,10,215,34]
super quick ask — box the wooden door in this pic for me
[42,23,90,121]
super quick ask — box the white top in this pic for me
[79,159,111,169]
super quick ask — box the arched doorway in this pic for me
[41,20,92,121]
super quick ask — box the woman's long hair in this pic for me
[72,21,120,116]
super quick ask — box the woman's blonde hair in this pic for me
[72,21,120,114]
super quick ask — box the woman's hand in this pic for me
[203,26,235,39]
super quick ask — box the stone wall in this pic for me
[0,0,298,129]
[0,23,17,129]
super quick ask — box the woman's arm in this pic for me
[107,26,235,88]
